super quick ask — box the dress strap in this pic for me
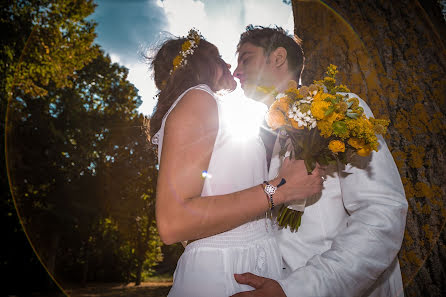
[152,84,215,145]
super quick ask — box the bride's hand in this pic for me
[271,158,324,205]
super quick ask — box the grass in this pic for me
[65,279,172,297]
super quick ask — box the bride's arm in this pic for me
[156,90,321,245]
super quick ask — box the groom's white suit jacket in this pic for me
[269,93,408,297]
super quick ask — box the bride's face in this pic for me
[212,51,237,93]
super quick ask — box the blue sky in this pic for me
[91,0,294,115]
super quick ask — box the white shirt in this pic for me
[270,93,408,297]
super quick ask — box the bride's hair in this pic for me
[147,37,224,140]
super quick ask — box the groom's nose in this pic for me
[233,65,242,79]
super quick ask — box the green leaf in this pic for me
[324,105,335,116]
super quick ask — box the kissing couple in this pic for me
[148,25,408,297]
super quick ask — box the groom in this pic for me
[231,26,408,297]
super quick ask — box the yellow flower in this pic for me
[369,118,390,135]
[271,96,291,113]
[267,109,287,130]
[308,84,319,95]
[373,123,386,135]
[182,40,192,51]
[285,85,300,98]
[357,145,373,157]
[311,100,331,120]
[299,103,311,113]
[336,101,348,114]
[329,140,345,153]
[287,80,298,89]
[299,86,309,97]
[348,137,365,149]
[336,84,350,92]
[326,111,344,123]
[172,55,182,67]
[348,138,373,156]
[347,97,360,109]
[326,64,338,77]
[323,76,336,86]
[317,120,333,137]
[345,117,378,150]
[312,91,323,102]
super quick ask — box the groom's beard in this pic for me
[242,84,275,107]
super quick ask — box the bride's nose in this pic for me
[226,63,231,69]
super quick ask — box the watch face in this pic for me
[264,184,276,195]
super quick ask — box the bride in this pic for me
[148,29,323,296]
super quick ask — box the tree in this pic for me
[8,49,163,287]
[1,0,98,293]
[2,0,163,290]
[291,0,446,296]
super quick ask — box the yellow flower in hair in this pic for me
[328,140,345,153]
[173,55,182,67]
[182,40,192,51]
[169,28,201,74]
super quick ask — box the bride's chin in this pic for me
[227,79,237,92]
[217,78,236,93]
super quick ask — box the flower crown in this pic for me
[169,29,201,75]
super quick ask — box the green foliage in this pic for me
[1,0,99,97]
[2,0,163,285]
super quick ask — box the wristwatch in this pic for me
[262,178,286,210]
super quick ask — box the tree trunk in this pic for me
[135,257,143,286]
[291,0,446,296]
[81,241,90,288]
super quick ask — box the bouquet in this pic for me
[262,65,390,232]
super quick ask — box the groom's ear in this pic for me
[272,47,287,69]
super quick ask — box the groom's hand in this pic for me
[230,273,286,297]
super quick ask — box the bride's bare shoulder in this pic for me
[164,88,218,143]
[168,88,217,126]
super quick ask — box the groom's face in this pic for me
[233,42,276,103]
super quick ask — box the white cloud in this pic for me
[243,0,294,33]
[133,0,295,115]
[109,53,121,64]
[162,0,208,37]
[126,62,158,116]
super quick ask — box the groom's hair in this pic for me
[237,25,304,81]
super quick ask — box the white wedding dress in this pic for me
[152,84,284,297]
